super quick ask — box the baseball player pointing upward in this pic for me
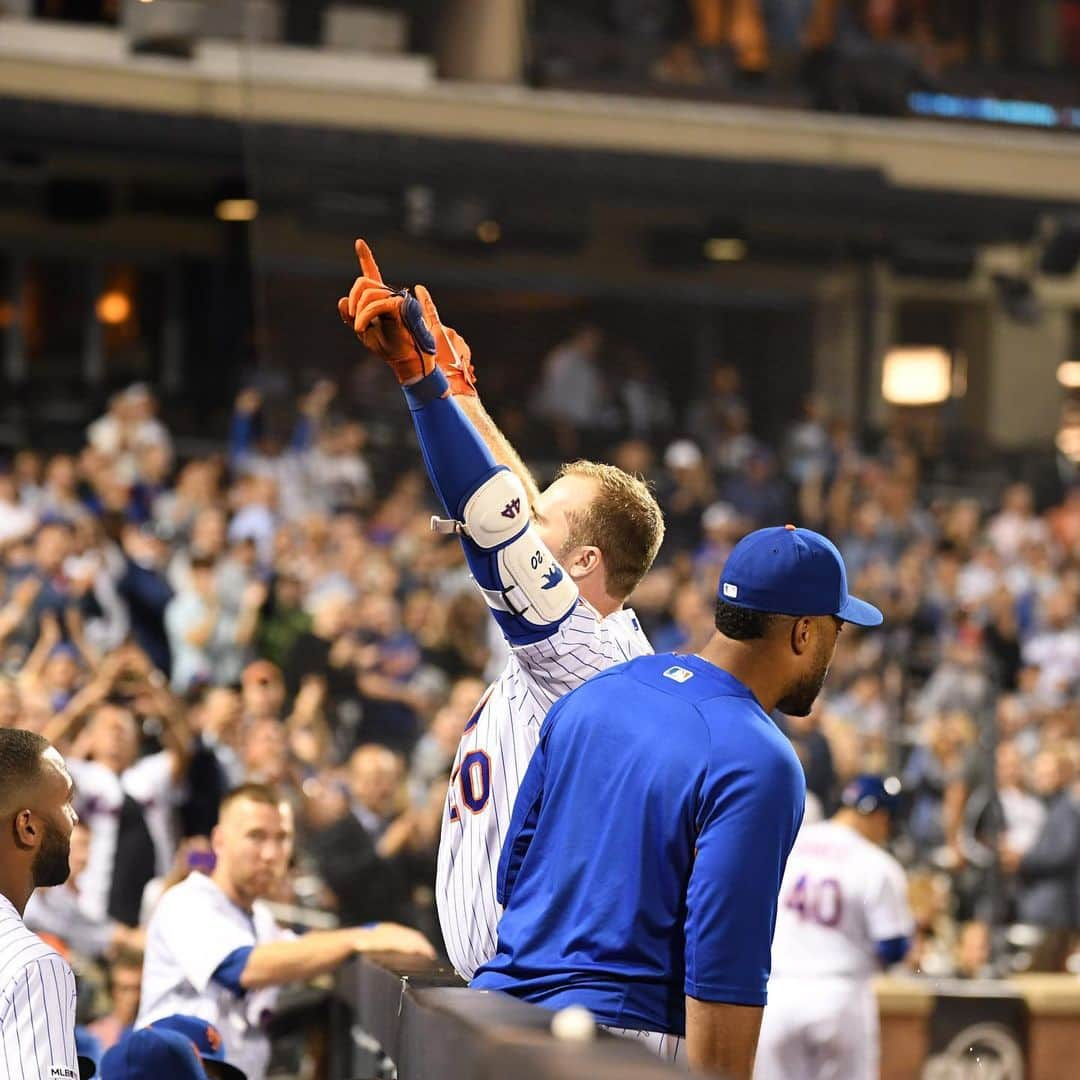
[754,775,914,1080]
[339,240,665,978]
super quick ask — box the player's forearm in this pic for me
[685,998,762,1080]
[401,370,499,517]
[456,396,541,511]
[240,928,358,989]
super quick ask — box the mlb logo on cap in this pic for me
[722,583,738,599]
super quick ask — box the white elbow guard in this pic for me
[461,469,531,548]
[461,470,578,629]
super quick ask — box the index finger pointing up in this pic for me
[355,238,383,284]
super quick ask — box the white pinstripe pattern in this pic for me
[603,1025,685,1065]
[0,893,79,1079]
[435,601,652,980]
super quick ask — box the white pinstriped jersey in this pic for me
[138,872,292,1080]
[436,600,652,979]
[0,892,79,1079]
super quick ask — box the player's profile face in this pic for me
[776,615,842,717]
[30,752,77,888]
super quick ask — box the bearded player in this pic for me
[339,240,665,978]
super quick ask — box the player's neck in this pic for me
[696,633,784,713]
[833,809,875,842]
[0,875,32,918]
[578,583,621,619]
[210,867,256,914]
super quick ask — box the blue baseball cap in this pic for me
[842,775,902,816]
[99,1028,205,1080]
[150,1016,246,1080]
[717,525,883,627]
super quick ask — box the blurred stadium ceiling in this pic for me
[0,23,1078,304]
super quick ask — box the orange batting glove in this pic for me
[414,285,478,398]
[338,239,436,384]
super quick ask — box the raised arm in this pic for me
[340,240,541,508]
[339,240,577,646]
[456,396,541,512]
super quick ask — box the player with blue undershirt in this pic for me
[136,784,433,1080]
[471,526,884,1079]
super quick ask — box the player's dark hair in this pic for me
[0,729,49,794]
[219,782,282,816]
[714,598,779,641]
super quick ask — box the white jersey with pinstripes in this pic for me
[0,892,79,1080]
[436,600,652,980]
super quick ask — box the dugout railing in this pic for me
[331,952,686,1080]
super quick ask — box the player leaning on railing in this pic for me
[338,239,665,981]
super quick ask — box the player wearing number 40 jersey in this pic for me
[754,775,914,1080]
[338,239,665,979]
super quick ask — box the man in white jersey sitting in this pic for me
[0,728,83,1080]
[339,239,665,979]
[137,783,434,1080]
[754,775,914,1080]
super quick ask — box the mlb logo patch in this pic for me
[722,582,738,598]
[663,665,694,684]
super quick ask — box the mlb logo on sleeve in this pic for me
[663,666,694,684]
[50,1068,78,1079]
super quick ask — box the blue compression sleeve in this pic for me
[211,945,253,996]
[401,369,575,645]
[401,369,500,517]
[875,936,910,967]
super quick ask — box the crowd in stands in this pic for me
[534,0,1080,109]
[0,325,1077,1066]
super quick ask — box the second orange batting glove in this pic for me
[414,286,478,398]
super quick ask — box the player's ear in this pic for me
[566,545,601,581]
[12,809,37,850]
[789,616,813,656]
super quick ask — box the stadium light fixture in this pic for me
[215,198,259,223]
[881,346,951,406]
[1057,361,1080,390]
[1056,422,1080,463]
[475,219,501,244]
[703,237,747,262]
[95,290,132,326]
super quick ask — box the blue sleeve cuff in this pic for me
[211,945,253,997]
[402,368,450,410]
[875,936,910,967]
[684,979,767,1007]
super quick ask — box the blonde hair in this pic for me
[556,460,665,600]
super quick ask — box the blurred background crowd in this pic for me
[0,350,1076,1070]
[2,0,1080,1076]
